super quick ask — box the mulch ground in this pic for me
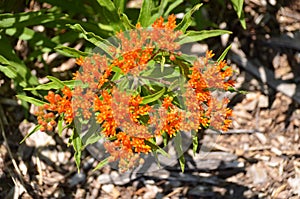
[0,0,300,198]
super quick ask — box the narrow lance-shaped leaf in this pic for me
[67,24,113,55]
[164,0,184,17]
[0,11,67,28]
[158,0,169,17]
[178,30,232,45]
[72,129,82,172]
[24,80,76,91]
[0,35,39,87]
[93,157,110,171]
[142,87,166,104]
[175,3,203,33]
[160,56,165,73]
[81,116,103,148]
[96,0,124,30]
[0,65,17,79]
[114,0,126,13]
[119,13,135,30]
[174,132,185,172]
[16,95,47,106]
[20,125,41,144]
[217,45,232,62]
[138,0,154,27]
[57,117,64,137]
[150,0,169,21]
[47,76,66,88]
[54,45,89,58]
[191,130,198,155]
[231,0,246,29]
[144,140,170,158]
[152,150,161,168]
[0,55,10,65]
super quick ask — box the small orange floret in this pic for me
[75,57,84,66]
[206,50,215,59]
[166,14,177,30]
[162,96,173,109]
[152,16,165,29]
[136,22,141,29]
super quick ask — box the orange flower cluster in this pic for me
[151,14,181,51]
[180,87,202,132]
[158,96,182,137]
[104,139,143,173]
[187,51,235,131]
[35,15,236,172]
[111,25,154,75]
[36,86,73,131]
[110,14,181,75]
[94,90,116,137]
[35,108,56,132]
[209,98,233,131]
[94,89,152,171]
[129,95,151,124]
[74,54,111,90]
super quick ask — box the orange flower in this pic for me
[165,14,177,30]
[129,95,151,124]
[94,91,117,137]
[131,137,151,153]
[159,96,182,137]
[37,15,236,172]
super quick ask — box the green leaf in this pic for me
[20,125,41,144]
[67,24,112,55]
[150,0,169,20]
[145,66,179,79]
[72,129,82,172]
[191,130,198,155]
[81,117,103,148]
[0,35,39,88]
[47,76,66,88]
[114,0,126,13]
[16,95,46,106]
[0,11,67,29]
[57,116,64,137]
[174,58,190,79]
[54,45,89,58]
[162,132,168,147]
[4,27,59,62]
[231,0,246,29]
[0,65,17,79]
[175,3,203,33]
[160,56,165,73]
[93,157,110,171]
[178,29,232,45]
[217,45,232,62]
[138,0,153,27]
[74,150,82,173]
[119,13,135,30]
[157,0,169,17]
[0,55,10,65]
[24,80,76,91]
[141,87,166,104]
[164,0,184,17]
[144,140,170,158]
[174,132,185,172]
[96,0,123,30]
[36,0,88,16]
[168,77,186,93]
[152,150,161,168]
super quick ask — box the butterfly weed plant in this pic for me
[9,1,245,173]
